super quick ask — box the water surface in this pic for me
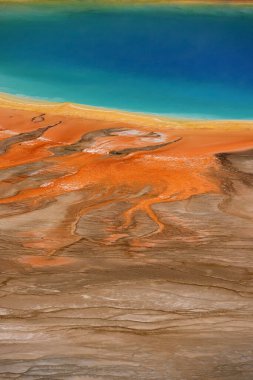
[0,4,253,119]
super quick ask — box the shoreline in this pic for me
[0,90,253,254]
[1,92,253,132]
[1,94,253,380]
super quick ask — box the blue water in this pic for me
[0,4,253,119]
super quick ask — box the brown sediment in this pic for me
[17,255,76,267]
[1,95,253,379]
[0,120,62,155]
[0,94,252,255]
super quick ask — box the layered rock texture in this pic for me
[0,101,253,379]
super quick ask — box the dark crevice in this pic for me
[31,113,46,123]
[0,120,62,155]
[109,137,182,157]
[50,127,127,156]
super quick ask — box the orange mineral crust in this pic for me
[1,103,253,379]
[0,96,252,257]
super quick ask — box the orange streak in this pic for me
[18,255,76,267]
[0,99,252,258]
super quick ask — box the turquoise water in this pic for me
[0,4,253,119]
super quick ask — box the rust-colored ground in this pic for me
[0,95,253,379]
[0,96,252,256]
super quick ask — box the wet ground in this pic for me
[0,105,253,379]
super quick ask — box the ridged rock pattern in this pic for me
[0,105,253,379]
